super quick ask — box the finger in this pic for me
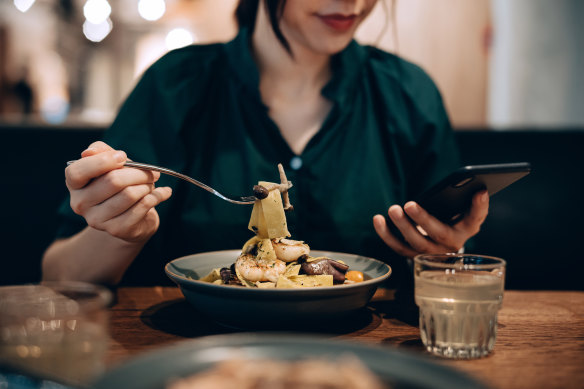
[102,187,172,241]
[457,190,489,236]
[66,150,127,190]
[69,168,161,216]
[404,201,459,251]
[373,214,419,258]
[70,167,160,213]
[129,168,161,183]
[83,183,156,227]
[389,205,446,254]
[81,141,114,158]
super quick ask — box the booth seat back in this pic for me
[1,125,582,290]
[456,130,583,290]
[1,126,104,285]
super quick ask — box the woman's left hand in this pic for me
[373,190,489,258]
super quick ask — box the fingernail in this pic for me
[404,202,419,216]
[481,191,489,203]
[373,214,383,226]
[113,151,126,163]
[389,206,402,218]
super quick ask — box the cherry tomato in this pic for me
[345,270,364,283]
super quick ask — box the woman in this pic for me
[42,0,488,288]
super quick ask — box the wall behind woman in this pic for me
[488,0,584,128]
[356,0,492,128]
[358,0,584,129]
[0,0,582,129]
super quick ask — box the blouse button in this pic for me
[290,156,303,170]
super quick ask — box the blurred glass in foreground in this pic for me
[0,282,112,387]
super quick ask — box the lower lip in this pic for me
[318,15,356,32]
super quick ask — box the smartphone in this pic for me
[415,162,532,225]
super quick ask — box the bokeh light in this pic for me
[83,18,113,42]
[165,28,195,51]
[83,0,112,25]
[13,0,35,13]
[40,96,70,124]
[138,0,166,22]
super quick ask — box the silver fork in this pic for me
[66,160,257,205]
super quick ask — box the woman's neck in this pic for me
[251,6,331,97]
[249,3,335,155]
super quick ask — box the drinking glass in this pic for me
[0,281,112,386]
[413,253,506,359]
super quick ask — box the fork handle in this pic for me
[122,161,211,190]
[122,162,256,205]
[66,160,255,205]
[67,160,214,192]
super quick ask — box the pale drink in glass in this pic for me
[414,254,505,359]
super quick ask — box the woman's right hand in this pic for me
[65,141,172,243]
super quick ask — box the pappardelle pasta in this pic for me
[199,164,364,288]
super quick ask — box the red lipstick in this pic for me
[317,13,357,32]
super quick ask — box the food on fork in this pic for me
[199,164,364,288]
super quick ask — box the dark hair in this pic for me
[235,0,399,56]
[235,0,291,54]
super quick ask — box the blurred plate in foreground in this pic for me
[92,333,488,389]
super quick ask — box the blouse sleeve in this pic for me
[54,44,222,239]
[392,57,461,198]
[407,81,461,198]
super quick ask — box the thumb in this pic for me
[81,141,115,158]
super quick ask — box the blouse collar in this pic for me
[224,27,367,108]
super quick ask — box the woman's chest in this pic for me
[264,93,334,155]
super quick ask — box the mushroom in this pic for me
[220,267,232,284]
[253,185,270,200]
[299,257,349,284]
[252,164,294,210]
[277,163,294,212]
[219,265,242,286]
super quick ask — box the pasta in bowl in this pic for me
[165,249,391,328]
[164,164,391,328]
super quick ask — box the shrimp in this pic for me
[235,253,286,283]
[271,238,310,262]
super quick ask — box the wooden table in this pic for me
[106,287,584,389]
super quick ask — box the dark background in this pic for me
[1,125,582,290]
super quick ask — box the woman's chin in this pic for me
[305,36,355,56]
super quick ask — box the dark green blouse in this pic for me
[57,28,460,287]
